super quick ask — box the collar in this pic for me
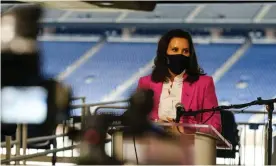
[174,71,187,82]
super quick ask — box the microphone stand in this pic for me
[266,102,274,165]
[178,97,276,165]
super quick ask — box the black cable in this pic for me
[202,106,251,124]
[177,126,182,133]
[173,119,183,134]
[202,109,216,124]
[133,136,139,165]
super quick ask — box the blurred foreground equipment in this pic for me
[1,4,72,135]
[10,1,156,11]
[69,89,173,165]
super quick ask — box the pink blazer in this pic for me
[137,74,222,133]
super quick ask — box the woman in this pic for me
[137,29,221,133]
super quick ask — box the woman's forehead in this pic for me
[168,37,189,47]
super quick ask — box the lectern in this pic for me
[110,123,232,165]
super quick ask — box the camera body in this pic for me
[1,5,72,135]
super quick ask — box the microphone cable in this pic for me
[176,126,183,134]
[202,109,216,124]
[174,120,184,134]
[133,136,139,165]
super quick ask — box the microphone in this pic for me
[175,103,185,123]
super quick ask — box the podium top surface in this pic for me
[109,122,232,150]
[154,122,232,150]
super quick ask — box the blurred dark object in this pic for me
[69,89,157,165]
[1,4,72,134]
[216,111,240,158]
[3,1,156,11]
[1,124,17,141]
[1,4,43,137]
[122,89,154,136]
[5,5,41,40]
[1,1,26,4]
[1,6,72,166]
[1,5,42,87]
[77,114,123,165]
[39,79,72,131]
[86,1,156,11]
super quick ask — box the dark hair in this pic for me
[151,29,205,83]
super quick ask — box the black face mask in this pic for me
[166,54,190,75]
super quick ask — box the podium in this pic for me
[110,123,232,165]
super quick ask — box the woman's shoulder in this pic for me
[139,74,215,84]
[139,74,152,82]
[138,75,153,89]
[196,74,215,85]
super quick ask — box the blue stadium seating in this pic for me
[66,11,121,21]
[63,42,156,103]
[39,41,96,78]
[40,39,276,122]
[196,43,241,75]
[120,43,241,99]
[215,44,276,122]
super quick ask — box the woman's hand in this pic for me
[156,118,168,123]
[153,117,184,135]
[153,117,184,136]
[166,118,185,135]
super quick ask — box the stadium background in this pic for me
[1,2,276,165]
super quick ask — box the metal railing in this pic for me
[1,145,78,164]
[235,122,276,165]
[2,99,276,165]
[1,98,129,165]
[1,134,67,148]
[70,99,128,109]
[93,106,276,165]
[94,105,128,115]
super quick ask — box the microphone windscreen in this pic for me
[175,102,183,109]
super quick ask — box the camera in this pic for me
[1,5,72,130]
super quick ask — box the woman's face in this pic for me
[166,37,190,57]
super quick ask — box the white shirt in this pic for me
[158,72,185,120]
